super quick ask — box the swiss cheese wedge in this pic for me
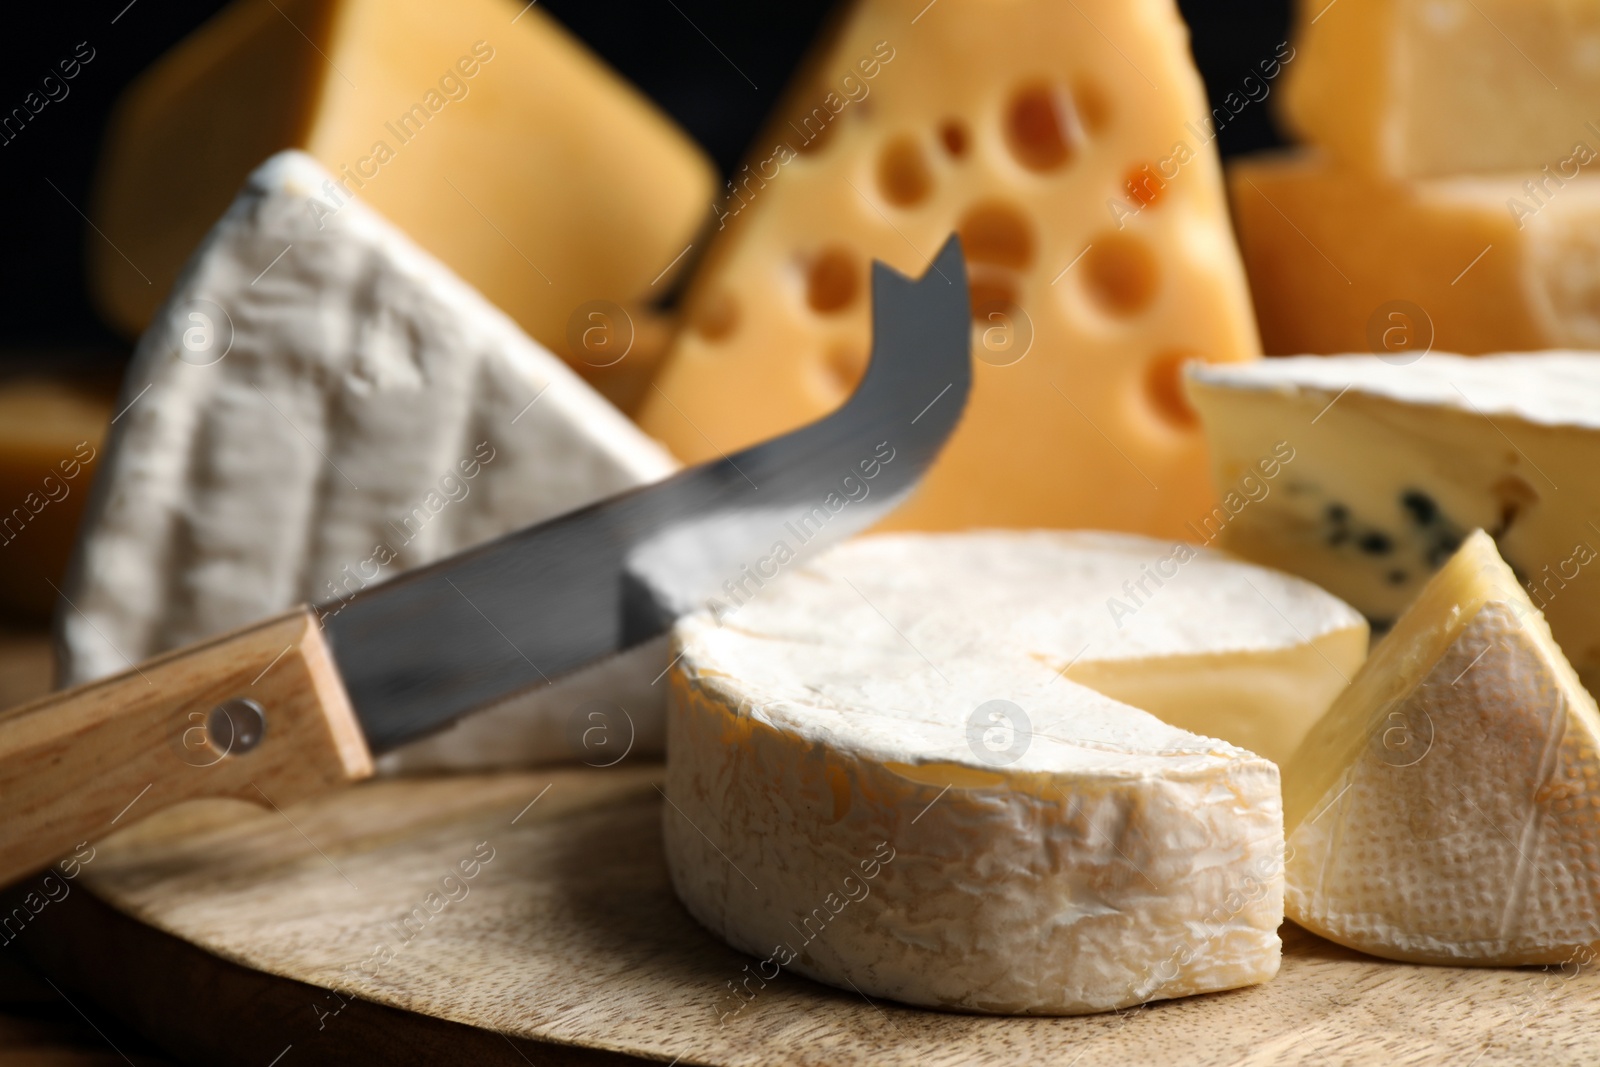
[640,0,1260,537]
[665,531,1366,1014]
[61,152,677,763]
[1284,531,1600,965]
[89,0,714,384]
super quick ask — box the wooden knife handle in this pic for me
[0,607,372,885]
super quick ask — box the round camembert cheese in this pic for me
[665,530,1364,1014]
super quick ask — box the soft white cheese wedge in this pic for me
[664,530,1355,1015]
[60,151,677,764]
[1187,353,1600,691]
[1284,530,1600,965]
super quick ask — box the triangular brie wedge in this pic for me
[60,151,678,764]
[1285,530,1600,964]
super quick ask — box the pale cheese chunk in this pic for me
[1187,353,1600,691]
[640,0,1260,539]
[1280,0,1600,178]
[665,530,1363,1014]
[61,152,678,764]
[1228,152,1600,356]
[1284,531,1600,964]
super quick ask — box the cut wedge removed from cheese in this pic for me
[1186,353,1600,692]
[640,0,1260,538]
[665,530,1367,1014]
[89,0,714,388]
[1284,531,1600,965]
[1280,0,1600,178]
[1228,152,1600,355]
[61,151,677,764]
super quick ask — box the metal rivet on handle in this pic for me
[207,698,267,756]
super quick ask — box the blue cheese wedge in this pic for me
[1187,353,1600,690]
[665,530,1364,1014]
[1284,530,1600,964]
[60,151,677,763]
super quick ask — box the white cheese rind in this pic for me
[664,531,1293,1015]
[60,151,677,761]
[1186,353,1600,689]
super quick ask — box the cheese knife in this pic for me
[0,237,971,884]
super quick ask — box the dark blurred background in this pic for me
[0,0,1289,365]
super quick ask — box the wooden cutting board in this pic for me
[10,762,1596,1066]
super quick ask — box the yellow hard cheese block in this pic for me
[0,378,111,621]
[1280,0,1600,178]
[639,0,1260,537]
[1186,353,1600,690]
[89,0,714,374]
[1229,152,1600,355]
[1284,531,1600,964]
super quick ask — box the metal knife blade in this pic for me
[322,236,971,753]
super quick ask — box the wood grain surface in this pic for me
[30,763,1599,1066]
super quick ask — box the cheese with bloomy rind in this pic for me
[1186,352,1600,691]
[667,616,1284,1016]
[60,152,678,762]
[1228,152,1600,356]
[639,0,1260,539]
[1284,531,1600,965]
[662,530,1366,1014]
[89,0,714,394]
[1280,0,1600,178]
